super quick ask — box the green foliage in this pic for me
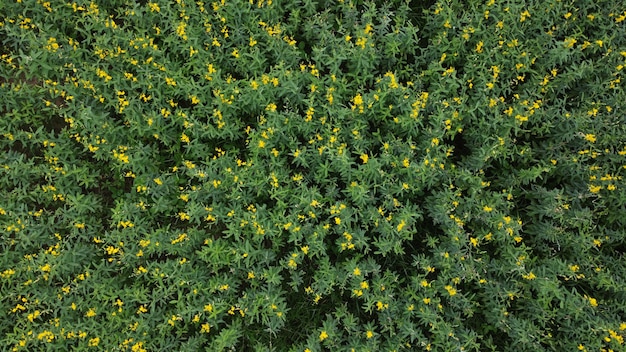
[1,0,626,351]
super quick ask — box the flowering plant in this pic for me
[1,0,626,351]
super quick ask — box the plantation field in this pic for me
[1,0,626,351]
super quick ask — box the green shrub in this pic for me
[1,0,625,351]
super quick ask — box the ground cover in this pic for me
[1,0,626,350]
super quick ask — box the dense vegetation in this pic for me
[1,0,626,350]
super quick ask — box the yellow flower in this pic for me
[564,37,577,48]
[470,237,479,247]
[171,233,187,244]
[27,310,40,322]
[520,10,531,22]
[360,153,369,164]
[319,330,328,341]
[445,285,457,296]
[148,2,160,12]
[515,114,528,122]
[176,22,187,40]
[45,37,59,52]
[589,184,602,193]
[584,134,596,143]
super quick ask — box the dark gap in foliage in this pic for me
[558,277,593,304]
[70,26,95,52]
[147,252,179,264]
[201,221,228,242]
[419,214,444,277]
[110,14,125,29]
[189,74,203,85]
[552,90,583,112]
[224,68,246,82]
[360,71,378,93]
[177,324,202,348]
[45,114,70,136]
[1,81,68,138]
[403,221,431,258]
[0,41,11,56]
[541,175,573,196]
[287,12,314,61]
[444,133,471,165]
[93,172,125,210]
[407,0,437,47]
[122,174,134,194]
[279,300,321,345]
[176,97,193,109]
[339,60,351,76]
[98,0,132,26]
[608,223,626,243]
[1,140,32,160]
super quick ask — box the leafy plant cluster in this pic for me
[1,0,626,350]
